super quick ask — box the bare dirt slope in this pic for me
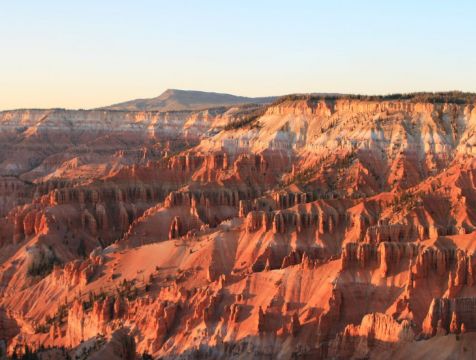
[2,93,476,359]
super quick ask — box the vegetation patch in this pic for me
[273,91,476,106]
[26,245,60,278]
[224,106,266,131]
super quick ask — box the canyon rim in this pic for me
[2,91,476,359]
[2,1,476,359]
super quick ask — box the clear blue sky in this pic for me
[1,0,475,110]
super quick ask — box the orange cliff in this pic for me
[2,94,476,359]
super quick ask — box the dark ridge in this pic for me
[223,105,267,131]
[272,91,476,106]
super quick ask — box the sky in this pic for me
[0,0,475,110]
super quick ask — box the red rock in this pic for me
[3,98,476,358]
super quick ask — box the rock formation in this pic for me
[2,94,476,358]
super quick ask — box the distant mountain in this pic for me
[101,89,277,112]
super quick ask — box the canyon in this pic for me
[1,91,476,359]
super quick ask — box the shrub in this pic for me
[26,245,59,277]
[224,106,266,131]
[271,91,476,106]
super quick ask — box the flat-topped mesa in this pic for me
[269,97,474,118]
[422,297,476,337]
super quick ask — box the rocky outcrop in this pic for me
[150,301,178,349]
[364,222,416,244]
[11,207,50,243]
[245,211,268,232]
[228,303,244,323]
[168,216,182,239]
[52,255,100,287]
[341,242,378,269]
[411,247,476,291]
[274,191,313,209]
[422,297,476,337]
[164,189,241,209]
[4,97,476,359]
[378,242,419,276]
[281,250,303,268]
[66,294,127,345]
[89,329,136,360]
[244,204,341,236]
[0,308,19,350]
[317,286,343,357]
[341,241,418,276]
[331,313,414,358]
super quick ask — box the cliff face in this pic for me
[2,97,476,359]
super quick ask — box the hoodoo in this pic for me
[2,92,476,358]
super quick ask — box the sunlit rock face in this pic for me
[3,94,476,359]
